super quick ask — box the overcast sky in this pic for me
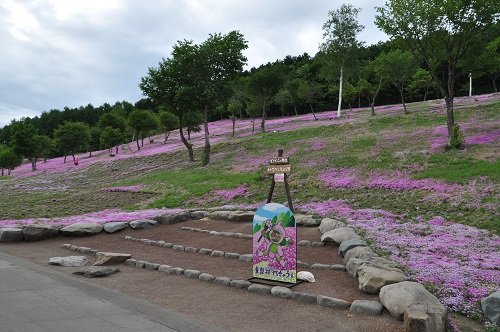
[0,0,388,127]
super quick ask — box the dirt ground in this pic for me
[0,219,404,332]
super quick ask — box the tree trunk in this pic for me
[115,146,118,155]
[423,87,428,102]
[337,65,343,118]
[187,128,191,140]
[202,106,211,167]
[491,75,498,93]
[349,103,352,112]
[72,154,75,162]
[141,137,144,147]
[252,118,255,133]
[371,79,383,116]
[309,103,317,120]
[164,131,170,143]
[293,105,298,116]
[64,155,67,163]
[89,151,92,158]
[136,130,140,151]
[370,99,376,116]
[31,159,36,172]
[281,105,285,117]
[179,117,194,162]
[260,101,266,133]
[232,117,235,137]
[398,83,408,114]
[8,169,11,175]
[445,62,456,141]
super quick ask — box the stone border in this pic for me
[60,243,383,316]
[179,227,325,247]
[123,236,345,271]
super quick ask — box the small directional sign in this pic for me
[269,157,289,165]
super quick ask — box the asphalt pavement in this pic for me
[0,250,222,332]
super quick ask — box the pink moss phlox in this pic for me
[318,168,362,189]
[311,141,326,151]
[213,185,248,200]
[465,130,500,145]
[300,199,499,316]
[0,208,184,228]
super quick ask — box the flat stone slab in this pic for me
[224,252,240,259]
[199,248,213,255]
[291,292,317,304]
[350,300,384,316]
[331,264,346,271]
[214,277,232,286]
[103,222,128,234]
[199,273,215,282]
[144,262,159,270]
[317,295,351,309]
[49,256,88,267]
[271,286,292,298]
[129,219,158,229]
[239,254,253,262]
[311,263,331,270]
[154,212,192,225]
[228,211,254,222]
[0,228,24,242]
[158,265,173,273]
[94,252,132,266]
[211,250,225,257]
[73,266,119,278]
[184,269,202,279]
[60,223,103,236]
[230,280,252,289]
[248,284,272,294]
[339,239,368,257]
[22,224,60,241]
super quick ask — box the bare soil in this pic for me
[0,219,404,332]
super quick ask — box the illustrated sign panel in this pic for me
[274,173,285,182]
[253,203,296,283]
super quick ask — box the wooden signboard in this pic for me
[266,164,291,174]
[266,149,294,212]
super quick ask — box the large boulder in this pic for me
[60,223,103,236]
[318,218,343,234]
[129,219,158,229]
[154,212,191,225]
[295,214,320,227]
[357,265,406,294]
[343,246,376,263]
[228,210,254,222]
[0,228,23,242]
[94,252,132,266]
[103,222,128,233]
[22,224,60,241]
[321,227,360,244]
[339,239,368,257]
[481,290,500,325]
[404,303,447,332]
[379,282,446,320]
[49,256,88,267]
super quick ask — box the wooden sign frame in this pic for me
[267,149,294,212]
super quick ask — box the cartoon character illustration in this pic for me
[255,218,294,267]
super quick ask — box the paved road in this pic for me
[0,250,222,332]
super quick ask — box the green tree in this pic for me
[0,145,22,176]
[321,4,364,117]
[88,127,101,157]
[100,127,123,157]
[98,112,126,133]
[227,99,243,137]
[376,0,499,145]
[128,109,159,150]
[342,82,358,112]
[410,68,434,101]
[273,89,293,117]
[54,122,91,163]
[11,123,46,171]
[248,64,284,132]
[373,50,416,114]
[158,111,179,143]
[297,79,322,119]
[245,98,262,133]
[183,112,203,140]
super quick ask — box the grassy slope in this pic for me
[0,97,498,233]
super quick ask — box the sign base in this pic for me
[247,277,302,288]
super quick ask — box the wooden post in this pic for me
[266,149,294,212]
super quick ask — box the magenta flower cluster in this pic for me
[0,208,183,228]
[319,168,459,193]
[300,199,500,316]
[212,185,248,200]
